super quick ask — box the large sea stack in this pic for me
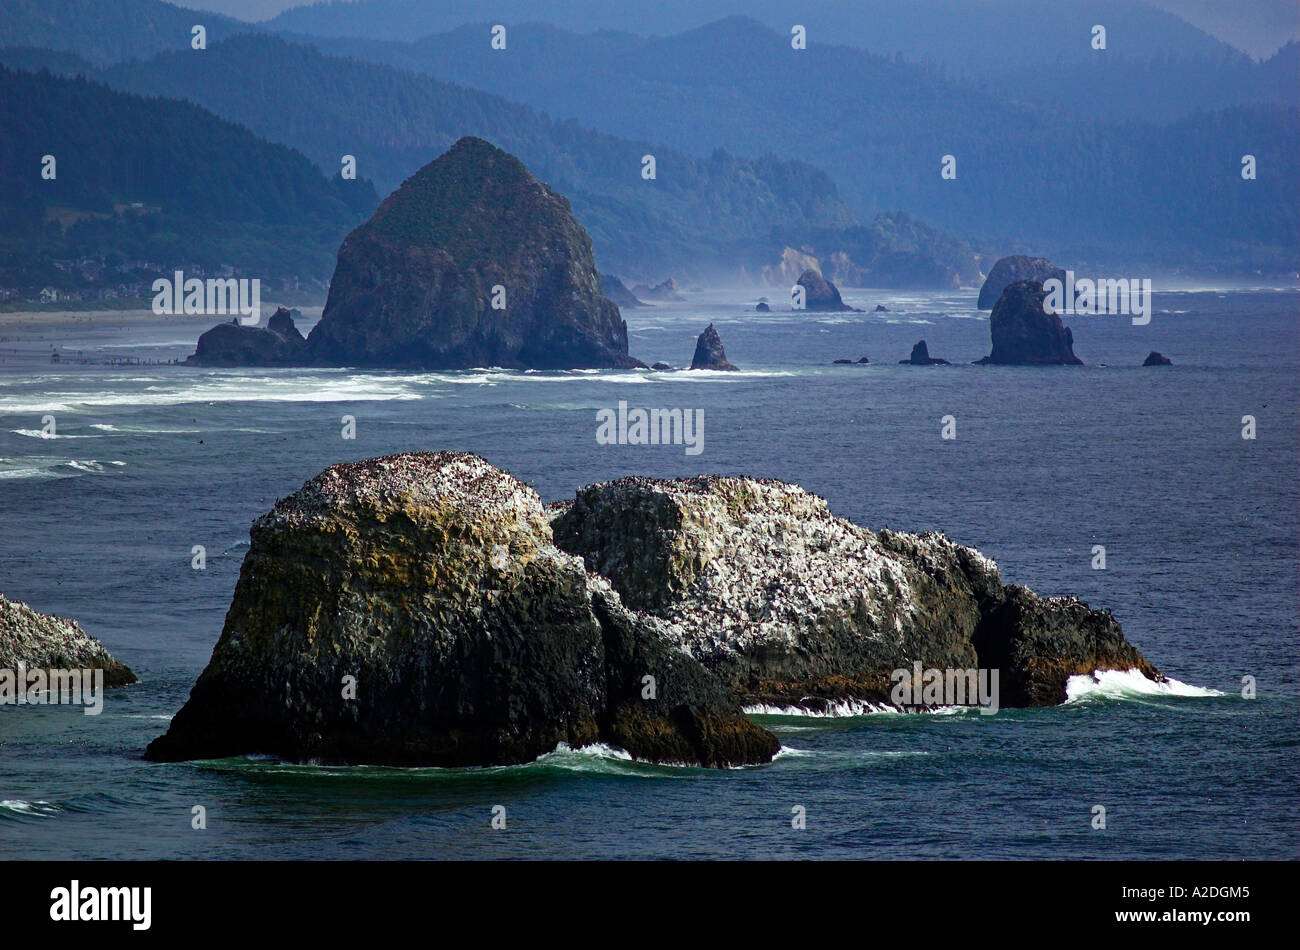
[190,138,642,370]
[1,593,136,688]
[146,453,776,768]
[977,255,1067,309]
[551,476,1158,712]
[975,279,1083,366]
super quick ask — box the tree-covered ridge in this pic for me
[0,0,247,66]
[0,65,378,291]
[98,33,860,277]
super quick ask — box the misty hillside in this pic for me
[283,16,1298,266]
[95,33,883,278]
[267,0,1245,66]
[0,65,377,289]
[0,0,246,66]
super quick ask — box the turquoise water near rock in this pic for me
[1,287,1296,859]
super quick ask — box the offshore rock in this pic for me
[599,273,647,308]
[689,323,738,371]
[187,307,307,366]
[551,476,1160,712]
[0,593,136,687]
[899,340,950,365]
[796,269,859,312]
[1143,351,1173,366]
[630,278,684,303]
[146,452,776,767]
[977,255,1066,309]
[303,137,642,370]
[975,279,1083,366]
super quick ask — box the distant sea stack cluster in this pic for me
[190,137,644,371]
[147,452,1165,769]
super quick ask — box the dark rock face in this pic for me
[972,587,1158,706]
[833,358,853,364]
[977,255,1067,309]
[551,476,1161,713]
[145,453,775,768]
[856,356,870,363]
[651,362,674,371]
[975,280,1083,366]
[1143,351,1173,366]
[755,301,770,312]
[689,323,738,371]
[630,278,684,303]
[874,304,888,312]
[1,593,136,688]
[599,273,646,308]
[899,340,950,365]
[796,269,859,312]
[187,307,307,367]
[302,137,641,370]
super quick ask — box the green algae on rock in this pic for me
[146,452,776,767]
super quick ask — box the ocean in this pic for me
[1,286,1296,859]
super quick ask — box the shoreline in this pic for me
[0,305,324,333]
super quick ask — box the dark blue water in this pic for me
[1,287,1296,859]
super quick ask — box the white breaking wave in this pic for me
[0,457,125,480]
[541,742,634,761]
[1065,668,1222,703]
[745,698,897,717]
[10,429,100,439]
[0,799,61,818]
[747,700,983,718]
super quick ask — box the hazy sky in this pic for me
[174,0,1300,58]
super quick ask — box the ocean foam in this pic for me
[1065,668,1222,703]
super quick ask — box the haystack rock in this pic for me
[187,307,307,366]
[551,476,1160,713]
[1,593,136,688]
[796,269,860,312]
[977,255,1067,309]
[1143,351,1173,366]
[689,323,738,371]
[146,452,776,768]
[975,280,1083,366]
[297,137,641,370]
[899,340,950,365]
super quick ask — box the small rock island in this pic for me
[689,323,738,371]
[147,452,1165,768]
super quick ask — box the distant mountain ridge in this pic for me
[266,0,1247,64]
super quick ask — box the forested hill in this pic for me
[0,0,247,66]
[0,65,378,290]
[98,33,861,277]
